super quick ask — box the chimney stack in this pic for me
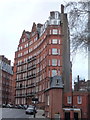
[77,75,79,82]
[61,4,64,13]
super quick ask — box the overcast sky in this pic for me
[0,0,88,82]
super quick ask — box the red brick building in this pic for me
[74,75,90,91]
[0,55,14,105]
[14,4,72,108]
[13,5,90,119]
[63,91,90,119]
[45,81,90,119]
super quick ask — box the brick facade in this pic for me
[13,4,90,119]
[0,55,14,105]
[14,6,71,108]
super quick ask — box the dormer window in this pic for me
[22,38,25,43]
[56,79,59,85]
[55,12,58,19]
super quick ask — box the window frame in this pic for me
[52,39,58,44]
[67,96,72,104]
[77,96,82,104]
[52,69,57,77]
[52,29,58,34]
[52,59,57,66]
[52,48,58,55]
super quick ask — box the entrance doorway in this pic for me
[74,112,78,120]
[65,112,70,120]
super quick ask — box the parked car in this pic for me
[17,105,24,109]
[25,107,37,115]
[6,104,13,108]
[23,105,28,109]
[2,104,6,108]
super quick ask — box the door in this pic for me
[74,112,78,120]
[65,112,70,120]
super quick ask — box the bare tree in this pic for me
[65,1,89,53]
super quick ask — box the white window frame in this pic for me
[52,59,57,66]
[59,39,61,44]
[52,39,58,44]
[52,29,58,34]
[47,95,49,105]
[58,60,60,66]
[67,96,72,104]
[77,96,82,104]
[52,70,57,77]
[50,30,52,34]
[52,48,58,55]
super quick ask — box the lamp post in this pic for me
[32,97,38,118]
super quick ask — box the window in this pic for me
[39,85,41,91]
[52,48,58,55]
[24,58,27,63]
[77,96,82,104]
[42,94,44,102]
[29,48,32,53]
[50,30,52,34]
[52,59,57,66]
[18,53,22,57]
[24,50,28,55]
[49,39,51,44]
[22,38,25,42]
[52,70,57,77]
[58,49,60,55]
[52,39,58,44]
[52,29,58,34]
[49,49,51,55]
[59,39,60,44]
[47,95,49,105]
[49,60,50,66]
[24,43,28,48]
[34,37,37,42]
[36,86,38,92]
[39,95,41,102]
[56,79,59,85]
[67,96,72,104]
[58,60,60,66]
[29,41,33,45]
[18,46,22,51]
[55,12,58,19]
[58,69,60,75]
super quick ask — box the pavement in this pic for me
[1,108,45,119]
[36,109,45,118]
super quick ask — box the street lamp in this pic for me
[32,97,38,118]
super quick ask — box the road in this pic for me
[1,108,45,119]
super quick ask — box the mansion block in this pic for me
[13,5,90,119]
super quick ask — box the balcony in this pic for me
[27,74,36,79]
[26,83,35,88]
[26,92,35,97]
[28,65,36,71]
[17,61,27,66]
[16,85,26,90]
[15,94,26,98]
[16,77,27,82]
[16,69,27,74]
[28,56,36,63]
